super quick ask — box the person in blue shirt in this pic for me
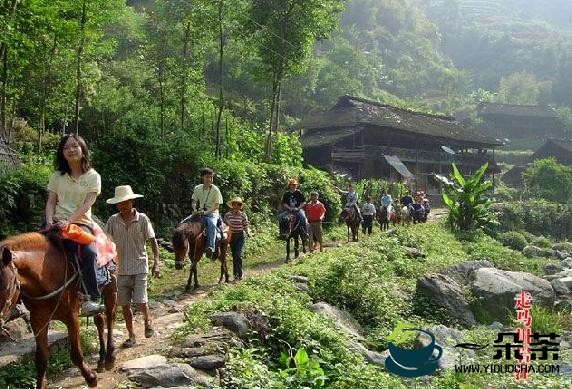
[336,184,362,222]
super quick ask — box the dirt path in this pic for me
[48,249,334,388]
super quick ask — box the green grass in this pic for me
[175,222,571,388]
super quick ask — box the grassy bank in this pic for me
[179,222,572,388]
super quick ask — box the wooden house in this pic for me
[299,96,501,191]
[503,139,572,187]
[477,102,565,140]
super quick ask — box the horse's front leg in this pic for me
[294,236,300,259]
[30,313,49,389]
[185,255,195,292]
[104,279,117,370]
[285,238,291,263]
[94,313,106,373]
[67,312,97,387]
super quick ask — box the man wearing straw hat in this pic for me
[223,197,250,281]
[104,185,160,348]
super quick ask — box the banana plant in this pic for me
[434,163,495,231]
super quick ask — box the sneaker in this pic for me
[80,300,104,316]
[205,247,214,258]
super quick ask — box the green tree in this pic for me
[245,0,344,160]
[523,158,572,203]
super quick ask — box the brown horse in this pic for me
[0,232,117,389]
[376,205,390,231]
[172,220,229,292]
[340,206,360,242]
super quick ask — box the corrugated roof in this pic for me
[477,102,558,118]
[300,96,501,147]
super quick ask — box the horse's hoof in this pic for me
[105,360,115,371]
[86,372,97,387]
[175,263,183,270]
[97,363,105,373]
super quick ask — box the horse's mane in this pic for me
[172,222,203,249]
[0,232,50,252]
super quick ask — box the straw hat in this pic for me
[106,185,144,204]
[227,196,244,208]
[288,178,298,186]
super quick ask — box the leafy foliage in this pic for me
[435,163,495,231]
[497,231,528,251]
[523,158,572,203]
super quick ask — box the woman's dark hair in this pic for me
[55,134,91,175]
[200,167,214,177]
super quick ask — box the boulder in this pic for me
[188,354,226,371]
[310,302,364,340]
[470,268,555,322]
[211,312,250,338]
[347,340,388,366]
[442,260,494,285]
[543,263,564,275]
[124,362,210,388]
[562,258,572,268]
[415,325,476,370]
[415,274,476,328]
[551,279,570,296]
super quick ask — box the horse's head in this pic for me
[279,213,296,240]
[0,245,21,331]
[172,223,203,269]
[339,208,349,223]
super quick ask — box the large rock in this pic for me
[415,274,476,328]
[415,325,476,370]
[442,260,494,285]
[310,302,364,340]
[348,340,388,366]
[211,312,250,338]
[470,268,555,322]
[125,362,210,388]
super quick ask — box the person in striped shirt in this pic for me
[223,197,250,282]
[104,185,160,348]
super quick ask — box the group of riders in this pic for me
[278,179,431,245]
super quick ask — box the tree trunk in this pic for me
[0,0,20,139]
[74,0,88,135]
[1,45,7,139]
[180,21,191,133]
[214,0,224,159]
[265,73,279,162]
[38,33,58,152]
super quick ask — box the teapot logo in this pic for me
[385,323,443,378]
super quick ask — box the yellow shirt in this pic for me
[47,169,101,225]
[191,184,223,215]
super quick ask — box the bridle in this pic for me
[0,259,21,339]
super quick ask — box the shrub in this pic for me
[522,245,552,258]
[531,236,552,249]
[552,242,572,252]
[497,231,528,251]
